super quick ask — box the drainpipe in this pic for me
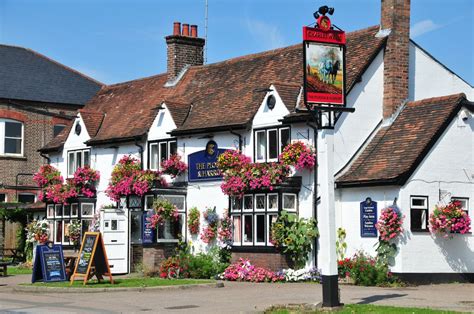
[134,138,144,170]
[229,129,242,151]
[39,152,51,164]
[307,121,318,269]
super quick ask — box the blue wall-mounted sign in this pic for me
[32,242,67,283]
[360,198,378,238]
[142,212,156,244]
[188,140,227,182]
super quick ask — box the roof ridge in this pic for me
[0,43,104,86]
[105,72,168,88]
[272,82,302,88]
[407,93,466,106]
[346,24,380,36]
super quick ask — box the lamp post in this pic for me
[302,6,355,307]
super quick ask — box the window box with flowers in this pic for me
[429,201,471,238]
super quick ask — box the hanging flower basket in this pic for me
[187,207,200,235]
[161,154,188,178]
[429,201,471,238]
[146,198,179,230]
[279,141,316,171]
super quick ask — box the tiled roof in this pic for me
[0,44,102,105]
[336,93,468,186]
[42,25,386,148]
[39,120,74,152]
[80,109,105,137]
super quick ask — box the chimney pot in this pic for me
[182,24,190,37]
[173,22,181,36]
[190,25,198,37]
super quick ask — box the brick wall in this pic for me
[142,243,176,274]
[381,0,411,119]
[231,252,290,271]
[165,32,205,82]
[131,244,143,272]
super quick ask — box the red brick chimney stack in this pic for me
[166,22,205,82]
[381,0,411,119]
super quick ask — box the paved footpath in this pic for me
[0,275,473,313]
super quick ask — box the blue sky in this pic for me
[0,0,472,85]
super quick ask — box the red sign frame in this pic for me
[303,24,346,106]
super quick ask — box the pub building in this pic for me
[39,0,473,282]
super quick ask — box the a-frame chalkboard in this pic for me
[70,232,114,285]
[32,242,67,283]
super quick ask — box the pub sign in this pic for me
[188,140,226,182]
[303,16,346,106]
[360,197,378,237]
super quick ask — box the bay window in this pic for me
[254,126,290,162]
[0,119,23,156]
[67,149,90,176]
[148,139,177,170]
[47,202,95,245]
[230,192,297,247]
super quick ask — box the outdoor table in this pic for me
[0,261,9,276]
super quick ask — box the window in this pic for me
[53,124,66,137]
[451,197,469,215]
[0,193,6,202]
[67,149,90,176]
[0,119,23,156]
[410,196,428,232]
[254,126,290,162]
[148,139,177,170]
[146,195,186,242]
[18,193,35,203]
[47,202,95,245]
[130,211,143,244]
[230,192,298,247]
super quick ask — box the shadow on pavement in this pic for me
[356,293,408,304]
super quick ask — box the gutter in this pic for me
[170,123,247,137]
[39,152,51,164]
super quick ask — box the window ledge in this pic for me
[0,155,26,161]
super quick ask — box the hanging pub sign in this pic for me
[303,15,346,106]
[360,198,378,237]
[70,232,114,285]
[188,140,227,182]
[32,241,67,283]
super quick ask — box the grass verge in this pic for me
[266,304,462,314]
[7,266,33,275]
[26,277,214,288]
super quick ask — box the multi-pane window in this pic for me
[254,127,290,162]
[0,119,23,156]
[231,192,297,247]
[149,139,177,170]
[410,196,428,232]
[67,149,90,176]
[18,193,35,203]
[47,202,93,245]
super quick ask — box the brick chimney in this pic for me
[381,0,410,119]
[165,22,205,82]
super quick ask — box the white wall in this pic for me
[398,111,474,273]
[409,42,473,101]
[334,50,384,173]
[335,186,400,268]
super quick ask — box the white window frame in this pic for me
[62,220,72,245]
[71,203,79,217]
[267,213,278,246]
[267,193,278,211]
[451,197,469,211]
[410,196,428,209]
[254,194,266,212]
[410,196,428,231]
[156,195,186,243]
[278,127,290,154]
[0,119,24,156]
[266,128,278,162]
[55,204,63,218]
[230,197,242,212]
[282,193,297,212]
[148,139,178,171]
[242,214,253,246]
[67,149,90,177]
[254,213,266,246]
[231,215,242,246]
[243,195,253,212]
[81,203,94,218]
[254,130,266,162]
[47,204,55,219]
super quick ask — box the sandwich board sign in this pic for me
[32,241,67,283]
[70,232,114,285]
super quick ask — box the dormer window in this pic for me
[254,126,290,162]
[67,149,91,176]
[148,139,177,170]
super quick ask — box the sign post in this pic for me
[70,232,113,285]
[302,5,354,308]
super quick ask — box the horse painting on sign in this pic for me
[305,43,344,96]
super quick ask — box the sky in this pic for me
[0,0,472,85]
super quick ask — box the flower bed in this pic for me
[221,258,284,282]
[429,201,471,238]
[337,251,396,286]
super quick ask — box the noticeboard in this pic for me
[32,242,67,283]
[142,213,156,244]
[360,198,378,237]
[70,232,113,285]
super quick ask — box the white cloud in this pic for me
[411,19,443,38]
[245,19,285,50]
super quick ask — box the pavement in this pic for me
[0,274,473,313]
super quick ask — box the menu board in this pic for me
[142,213,156,244]
[360,198,378,237]
[75,233,97,274]
[31,242,66,283]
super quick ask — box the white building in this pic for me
[40,0,473,282]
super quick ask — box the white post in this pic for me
[317,128,340,307]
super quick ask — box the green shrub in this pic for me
[349,251,394,286]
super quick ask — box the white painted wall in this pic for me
[335,186,400,269]
[398,111,474,273]
[409,42,473,101]
[334,50,384,173]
